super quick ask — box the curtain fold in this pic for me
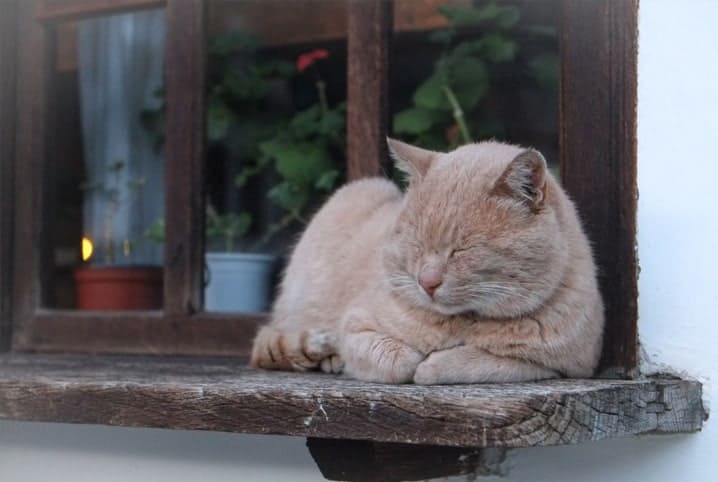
[78,9,165,266]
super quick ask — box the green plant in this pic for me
[393,2,558,150]
[143,34,344,252]
[80,159,149,265]
[235,48,344,245]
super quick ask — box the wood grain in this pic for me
[0,0,18,351]
[560,0,638,375]
[0,355,705,448]
[34,0,165,23]
[164,0,207,315]
[12,2,50,336]
[13,312,265,356]
[346,0,393,179]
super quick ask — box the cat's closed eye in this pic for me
[450,246,473,257]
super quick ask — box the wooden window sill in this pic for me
[0,354,705,448]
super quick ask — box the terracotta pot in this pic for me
[74,266,163,310]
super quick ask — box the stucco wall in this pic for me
[1,1,716,481]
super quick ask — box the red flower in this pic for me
[296,49,329,73]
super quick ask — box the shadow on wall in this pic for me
[0,421,708,482]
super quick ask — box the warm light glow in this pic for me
[81,237,93,262]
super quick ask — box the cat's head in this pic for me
[382,138,569,319]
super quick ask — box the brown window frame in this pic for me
[0,0,637,375]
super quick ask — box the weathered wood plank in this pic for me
[346,0,393,179]
[34,0,166,23]
[0,0,19,351]
[560,0,639,375]
[12,313,264,356]
[0,355,704,448]
[12,2,51,337]
[164,0,207,315]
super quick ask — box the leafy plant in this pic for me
[80,159,152,265]
[393,2,557,150]
[143,34,344,252]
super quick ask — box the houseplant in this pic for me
[393,2,559,150]
[74,160,163,310]
[204,45,344,312]
[143,33,344,312]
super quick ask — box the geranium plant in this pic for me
[393,2,558,150]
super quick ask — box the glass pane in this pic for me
[202,0,349,313]
[46,9,166,310]
[391,0,560,175]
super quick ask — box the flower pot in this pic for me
[205,253,278,313]
[74,266,163,310]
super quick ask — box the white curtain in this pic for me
[78,9,165,266]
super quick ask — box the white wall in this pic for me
[1,1,717,481]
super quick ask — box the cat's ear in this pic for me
[493,149,548,210]
[387,137,437,183]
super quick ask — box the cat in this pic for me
[250,139,604,384]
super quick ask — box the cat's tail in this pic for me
[250,325,340,372]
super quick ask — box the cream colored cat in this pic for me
[250,139,604,384]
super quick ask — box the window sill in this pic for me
[0,354,705,448]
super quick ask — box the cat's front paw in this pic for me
[413,353,444,385]
[319,354,344,374]
[250,327,338,372]
[413,349,460,385]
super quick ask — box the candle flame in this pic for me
[82,237,93,262]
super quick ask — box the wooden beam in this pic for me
[0,0,19,351]
[560,0,639,375]
[164,0,207,315]
[12,2,52,342]
[346,0,393,179]
[13,312,264,356]
[0,355,705,448]
[307,438,505,481]
[34,0,166,23]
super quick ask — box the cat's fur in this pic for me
[250,139,604,384]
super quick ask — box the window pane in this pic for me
[391,0,560,175]
[46,9,166,310]
[202,0,349,313]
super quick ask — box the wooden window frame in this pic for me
[1,0,637,376]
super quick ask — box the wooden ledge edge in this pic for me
[0,354,706,449]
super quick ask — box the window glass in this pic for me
[47,9,166,310]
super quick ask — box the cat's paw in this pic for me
[413,350,451,385]
[319,354,344,374]
[250,327,338,372]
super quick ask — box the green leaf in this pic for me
[261,140,332,188]
[289,105,322,138]
[448,57,489,110]
[314,170,339,192]
[267,182,308,213]
[144,218,165,244]
[318,109,345,137]
[413,74,450,111]
[393,107,441,135]
[439,4,496,26]
[481,34,517,63]
[207,100,234,142]
[496,6,520,29]
[529,52,560,91]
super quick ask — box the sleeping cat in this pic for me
[250,139,604,384]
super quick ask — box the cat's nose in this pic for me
[418,267,443,297]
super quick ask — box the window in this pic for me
[1,0,637,375]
